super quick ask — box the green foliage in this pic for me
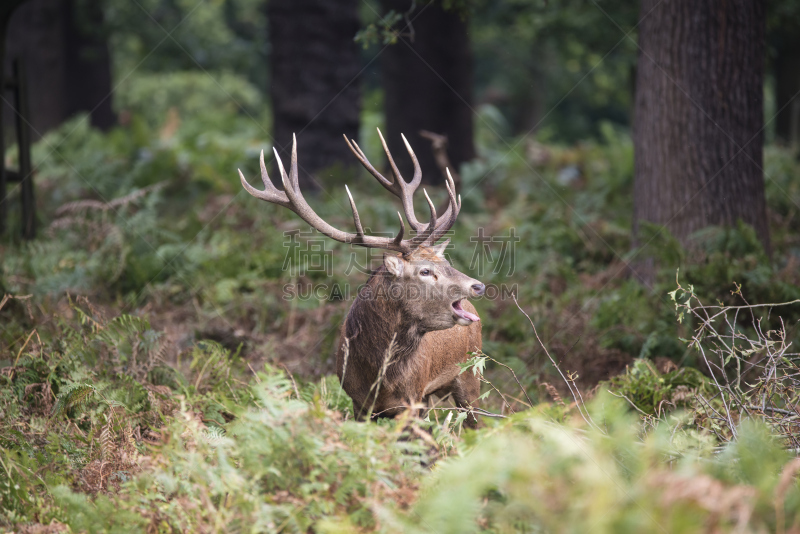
[606,359,713,415]
[21,385,800,533]
[103,0,269,89]
[3,300,800,532]
[356,0,638,140]
[51,383,99,418]
[114,70,264,129]
[389,394,798,533]
[1,69,271,299]
[355,8,404,46]
[3,2,800,531]
[471,0,639,140]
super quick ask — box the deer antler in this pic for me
[343,128,461,247]
[238,131,461,255]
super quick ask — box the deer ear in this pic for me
[383,253,404,277]
[431,239,450,259]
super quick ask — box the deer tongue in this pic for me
[452,299,480,322]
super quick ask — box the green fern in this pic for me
[94,314,150,347]
[201,426,226,447]
[51,383,97,418]
[190,341,233,391]
[147,365,185,389]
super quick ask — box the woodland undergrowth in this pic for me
[3,78,800,531]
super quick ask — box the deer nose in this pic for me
[471,283,486,296]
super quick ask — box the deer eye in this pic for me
[420,269,432,276]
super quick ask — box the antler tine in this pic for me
[342,134,393,188]
[345,185,365,236]
[344,131,427,232]
[400,134,458,234]
[238,149,292,208]
[444,167,461,211]
[377,128,428,231]
[376,128,423,203]
[376,127,405,189]
[273,147,292,195]
[412,189,439,246]
[423,168,462,246]
[290,134,300,191]
[445,168,460,214]
[400,133,422,188]
[259,150,280,194]
[393,211,405,245]
[240,137,412,254]
[345,185,408,250]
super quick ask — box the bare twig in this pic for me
[483,354,534,407]
[480,375,515,415]
[672,279,800,442]
[607,390,647,416]
[0,293,33,317]
[419,130,461,189]
[512,293,598,430]
[366,333,398,419]
[745,405,794,416]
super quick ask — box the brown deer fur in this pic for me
[335,245,483,427]
[238,132,485,426]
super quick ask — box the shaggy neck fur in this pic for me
[343,265,425,385]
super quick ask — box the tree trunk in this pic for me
[4,0,115,138]
[0,0,28,237]
[63,0,115,131]
[633,0,770,265]
[4,0,64,138]
[774,40,800,149]
[380,0,475,185]
[268,0,361,189]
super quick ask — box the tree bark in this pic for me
[0,0,28,237]
[380,0,475,184]
[268,0,361,189]
[633,0,770,263]
[774,39,800,148]
[4,0,115,138]
[63,0,114,131]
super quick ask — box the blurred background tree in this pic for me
[2,0,800,254]
[769,0,800,150]
[8,0,797,165]
[378,0,475,185]
[3,0,800,428]
[470,0,638,141]
[268,0,361,188]
[4,0,114,137]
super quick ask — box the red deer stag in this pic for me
[238,130,484,426]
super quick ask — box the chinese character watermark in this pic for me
[282,230,333,276]
[469,227,519,276]
[281,227,520,301]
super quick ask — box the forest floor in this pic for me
[3,112,800,531]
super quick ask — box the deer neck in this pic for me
[344,268,425,376]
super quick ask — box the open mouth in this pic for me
[452,299,480,323]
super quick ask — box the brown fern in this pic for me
[542,382,566,407]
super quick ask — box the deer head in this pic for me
[238,129,485,332]
[379,244,484,331]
